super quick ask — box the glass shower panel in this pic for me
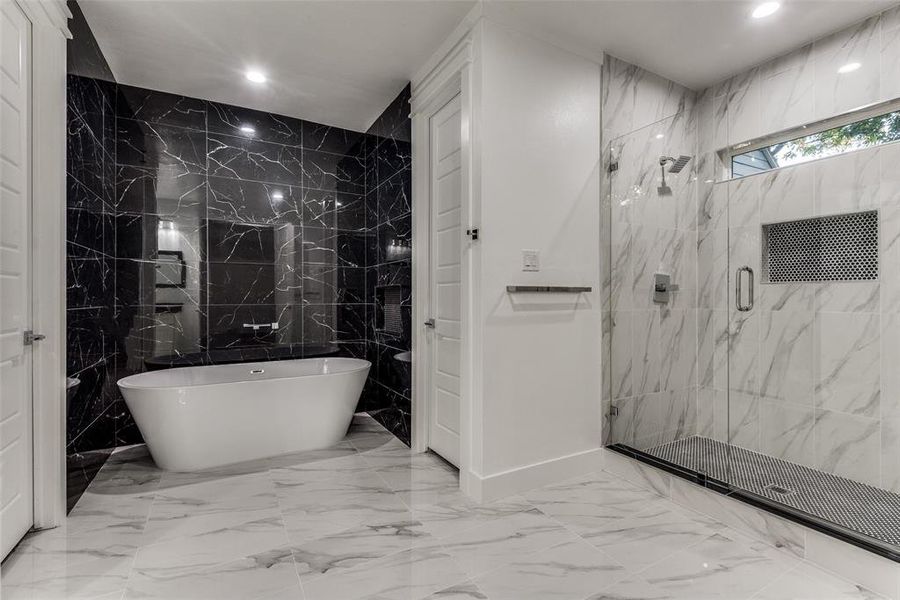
[606,113,699,457]
[602,81,900,560]
[723,150,900,556]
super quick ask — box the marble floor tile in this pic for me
[1,550,134,600]
[472,538,628,600]
[4,414,885,600]
[10,519,144,566]
[579,501,725,572]
[273,470,412,546]
[125,546,301,600]
[301,545,468,600]
[405,495,534,539]
[421,583,490,599]
[140,503,285,549]
[146,472,279,541]
[291,519,433,581]
[625,528,798,599]
[749,562,886,599]
[523,471,671,532]
[586,577,677,600]
[133,509,289,571]
[268,448,372,484]
[438,508,577,578]
[376,462,461,506]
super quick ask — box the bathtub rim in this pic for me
[117,357,372,391]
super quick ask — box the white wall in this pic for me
[474,19,602,481]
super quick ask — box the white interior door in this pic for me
[0,0,34,560]
[427,94,462,467]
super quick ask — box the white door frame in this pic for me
[411,32,478,495]
[12,0,69,530]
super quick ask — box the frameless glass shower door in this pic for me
[722,147,900,557]
[605,111,700,458]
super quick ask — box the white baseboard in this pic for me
[463,447,605,503]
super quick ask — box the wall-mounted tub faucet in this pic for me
[242,322,280,331]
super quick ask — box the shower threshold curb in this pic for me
[607,443,900,563]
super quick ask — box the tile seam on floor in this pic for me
[268,444,355,596]
[111,462,162,600]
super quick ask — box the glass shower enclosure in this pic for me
[604,105,900,561]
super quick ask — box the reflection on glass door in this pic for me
[606,113,700,457]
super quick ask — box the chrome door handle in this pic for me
[736,266,754,312]
[424,319,435,329]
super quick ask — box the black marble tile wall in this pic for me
[65,1,119,510]
[362,85,413,445]
[66,4,414,487]
[110,86,374,374]
[64,76,122,457]
[68,78,403,440]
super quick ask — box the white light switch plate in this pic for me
[522,249,540,272]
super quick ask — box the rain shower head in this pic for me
[657,154,693,196]
[661,155,693,173]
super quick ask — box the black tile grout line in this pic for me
[607,443,900,563]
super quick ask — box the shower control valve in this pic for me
[653,273,679,304]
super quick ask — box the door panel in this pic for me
[0,0,34,560]
[428,94,462,467]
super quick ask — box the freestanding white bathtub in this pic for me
[117,357,370,471]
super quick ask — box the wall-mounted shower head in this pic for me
[657,155,693,196]
[660,155,693,173]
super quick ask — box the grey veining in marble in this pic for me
[2,415,889,600]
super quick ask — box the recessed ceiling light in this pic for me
[240,125,256,135]
[245,69,267,84]
[752,2,780,19]
[655,133,665,139]
[838,62,861,74]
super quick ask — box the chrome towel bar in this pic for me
[506,286,592,293]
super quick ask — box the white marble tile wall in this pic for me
[602,55,701,451]
[695,4,900,491]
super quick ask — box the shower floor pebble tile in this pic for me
[0,415,886,600]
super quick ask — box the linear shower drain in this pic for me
[763,483,795,496]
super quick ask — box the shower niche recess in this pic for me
[761,209,878,284]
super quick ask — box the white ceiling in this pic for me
[485,0,897,90]
[80,0,897,133]
[78,0,478,132]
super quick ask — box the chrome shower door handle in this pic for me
[736,266,754,312]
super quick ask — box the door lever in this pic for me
[424,319,435,329]
[23,331,45,346]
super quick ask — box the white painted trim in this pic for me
[465,448,607,503]
[410,1,481,94]
[463,23,483,489]
[19,0,68,529]
[411,79,461,453]
[410,21,479,496]
[14,0,70,38]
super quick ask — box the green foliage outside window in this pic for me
[732,108,900,177]
[780,110,900,160]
